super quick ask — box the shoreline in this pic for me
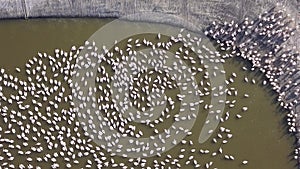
[0,0,298,52]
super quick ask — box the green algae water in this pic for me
[0,19,296,169]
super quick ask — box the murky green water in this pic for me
[0,19,296,169]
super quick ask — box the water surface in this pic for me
[0,18,296,169]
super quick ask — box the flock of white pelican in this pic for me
[0,6,298,169]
